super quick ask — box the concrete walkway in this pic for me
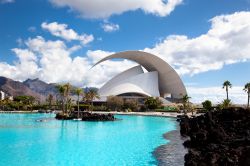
[94,111,201,118]
[0,111,37,113]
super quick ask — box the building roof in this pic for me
[93,51,186,99]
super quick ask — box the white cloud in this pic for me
[0,36,135,88]
[41,22,94,45]
[144,11,250,75]
[48,0,183,19]
[4,48,39,81]
[1,11,250,104]
[0,0,14,4]
[101,22,120,32]
[87,50,114,63]
[187,86,247,105]
[86,50,136,87]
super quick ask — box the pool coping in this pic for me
[0,111,202,118]
[94,111,201,118]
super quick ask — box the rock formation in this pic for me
[55,112,116,121]
[180,108,250,166]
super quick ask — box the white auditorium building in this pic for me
[92,51,186,104]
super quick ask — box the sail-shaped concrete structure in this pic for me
[93,51,186,100]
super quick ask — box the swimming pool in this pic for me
[0,113,177,166]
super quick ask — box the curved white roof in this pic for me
[99,65,160,97]
[93,51,186,99]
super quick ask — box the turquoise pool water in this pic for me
[0,113,177,166]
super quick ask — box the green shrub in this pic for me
[155,106,179,112]
[107,96,124,111]
[123,99,138,112]
[92,105,107,111]
[144,97,162,110]
[139,105,147,112]
[125,108,132,112]
[217,99,232,110]
[202,100,212,111]
[222,99,232,108]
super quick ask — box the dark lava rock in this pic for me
[81,112,115,121]
[55,112,116,121]
[55,113,74,120]
[180,107,250,166]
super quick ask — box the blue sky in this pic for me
[0,0,250,104]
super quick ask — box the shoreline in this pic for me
[0,111,38,113]
[153,125,188,166]
[94,111,201,118]
[0,110,202,118]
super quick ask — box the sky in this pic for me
[0,0,250,104]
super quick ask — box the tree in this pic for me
[63,83,71,114]
[47,94,54,110]
[14,96,35,105]
[220,99,232,109]
[223,80,232,100]
[75,88,83,118]
[56,83,72,115]
[144,97,162,110]
[107,96,124,111]
[56,85,66,114]
[14,95,35,111]
[123,99,138,112]
[0,98,11,111]
[243,82,250,108]
[202,100,212,111]
[182,94,191,105]
[182,94,191,114]
[85,88,100,112]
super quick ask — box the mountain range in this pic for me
[0,76,99,102]
[0,76,59,101]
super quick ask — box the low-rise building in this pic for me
[0,90,13,101]
[0,90,5,100]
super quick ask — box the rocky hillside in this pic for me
[23,78,57,96]
[0,76,94,102]
[0,76,45,101]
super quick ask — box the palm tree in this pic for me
[221,99,232,109]
[223,80,232,100]
[86,88,100,113]
[182,94,191,104]
[243,82,250,108]
[75,88,83,119]
[56,85,66,114]
[63,83,71,114]
[182,94,191,115]
[47,94,54,110]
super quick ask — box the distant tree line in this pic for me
[1,80,249,113]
